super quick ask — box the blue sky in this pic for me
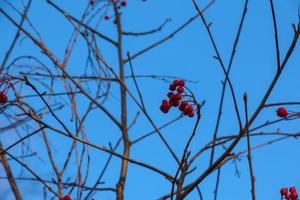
[1,0,300,199]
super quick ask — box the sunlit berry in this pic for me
[276,107,288,118]
[290,187,297,194]
[281,188,289,196]
[177,87,184,93]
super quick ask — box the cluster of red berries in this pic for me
[59,195,72,200]
[103,0,127,20]
[160,80,195,117]
[277,107,289,118]
[280,187,298,200]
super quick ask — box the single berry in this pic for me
[178,80,185,87]
[291,192,298,198]
[167,92,174,98]
[177,87,184,94]
[120,0,127,6]
[281,188,289,196]
[179,101,188,111]
[63,195,72,200]
[0,92,8,104]
[163,101,171,109]
[104,15,110,20]
[169,84,176,91]
[160,105,169,113]
[183,105,193,115]
[180,101,188,107]
[277,107,288,118]
[162,99,169,106]
[290,187,297,194]
[174,93,182,100]
[188,111,194,118]
[173,80,179,86]
[179,105,185,111]
[59,197,64,200]
[170,99,180,107]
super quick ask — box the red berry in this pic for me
[277,107,288,118]
[164,102,171,109]
[0,92,8,104]
[285,193,291,200]
[178,80,185,87]
[179,101,188,111]
[59,197,64,200]
[174,93,182,100]
[179,105,185,111]
[170,99,179,107]
[183,105,193,115]
[281,188,289,196]
[160,105,169,113]
[120,0,127,6]
[173,80,179,86]
[64,195,72,200]
[162,99,169,105]
[188,111,194,118]
[167,92,174,98]
[104,15,110,20]
[290,187,297,194]
[180,101,188,107]
[177,87,184,94]
[291,191,298,198]
[169,84,176,91]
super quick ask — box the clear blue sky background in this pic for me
[1,0,300,200]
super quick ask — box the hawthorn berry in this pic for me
[173,80,179,86]
[285,193,291,200]
[290,187,297,194]
[188,111,194,118]
[183,105,193,115]
[179,101,188,111]
[59,195,72,200]
[180,101,188,107]
[177,86,184,94]
[178,80,185,87]
[169,84,176,91]
[0,91,8,104]
[162,100,171,109]
[277,107,288,118]
[63,195,72,200]
[169,99,180,107]
[120,0,127,6]
[167,92,174,98]
[281,188,289,196]
[174,93,182,100]
[160,100,171,113]
[104,15,110,20]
